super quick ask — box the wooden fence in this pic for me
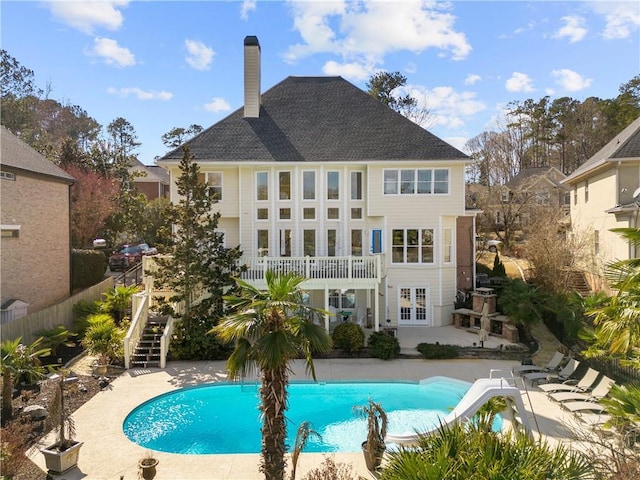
[0,277,114,343]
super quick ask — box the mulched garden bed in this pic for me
[1,343,108,480]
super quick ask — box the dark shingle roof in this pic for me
[0,126,74,183]
[159,76,468,163]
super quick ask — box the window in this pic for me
[585,179,589,202]
[206,172,222,200]
[279,172,291,200]
[1,225,20,238]
[392,228,434,263]
[257,208,268,220]
[303,207,315,220]
[351,207,362,220]
[327,230,336,256]
[594,230,599,255]
[303,171,316,200]
[329,289,355,310]
[434,169,448,194]
[536,191,550,205]
[383,170,398,195]
[351,230,363,256]
[327,171,339,200]
[443,228,452,263]
[371,229,383,254]
[501,191,509,203]
[574,185,578,205]
[304,230,316,256]
[279,208,291,220]
[327,208,339,220]
[280,229,291,256]
[256,172,268,201]
[257,230,269,256]
[351,171,363,200]
[0,171,16,181]
[384,169,449,195]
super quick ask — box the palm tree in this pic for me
[582,227,640,368]
[213,271,333,480]
[1,337,51,421]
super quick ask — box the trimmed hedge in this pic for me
[72,249,107,290]
[368,331,401,360]
[332,322,365,353]
[417,342,460,359]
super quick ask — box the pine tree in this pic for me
[154,146,245,327]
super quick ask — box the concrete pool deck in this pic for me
[28,356,586,480]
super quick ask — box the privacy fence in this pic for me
[0,277,114,344]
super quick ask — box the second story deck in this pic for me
[239,255,382,290]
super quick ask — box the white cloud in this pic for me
[284,0,471,64]
[553,16,587,43]
[505,72,534,93]
[240,0,257,20]
[107,87,172,100]
[185,40,215,71]
[551,69,592,92]
[322,60,372,81]
[591,2,640,40]
[204,97,231,113]
[88,37,135,67]
[47,0,129,35]
[464,74,481,86]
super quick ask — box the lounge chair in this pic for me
[548,375,615,403]
[512,351,565,376]
[538,367,600,395]
[575,411,612,427]
[524,358,579,386]
[560,400,607,414]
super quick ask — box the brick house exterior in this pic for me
[0,126,75,317]
[130,159,169,200]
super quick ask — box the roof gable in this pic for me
[158,76,468,163]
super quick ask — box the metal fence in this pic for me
[584,355,640,384]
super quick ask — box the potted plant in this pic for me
[40,374,83,474]
[138,451,159,480]
[353,398,388,472]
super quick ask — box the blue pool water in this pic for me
[123,377,488,454]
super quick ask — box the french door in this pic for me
[398,286,430,326]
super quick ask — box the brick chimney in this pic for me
[244,36,261,118]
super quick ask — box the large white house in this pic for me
[157,36,475,334]
[561,116,640,286]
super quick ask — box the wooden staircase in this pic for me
[129,316,168,368]
[566,270,591,296]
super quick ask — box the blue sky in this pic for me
[2,1,639,163]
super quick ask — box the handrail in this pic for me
[124,292,149,369]
[159,316,174,369]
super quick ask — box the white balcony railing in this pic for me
[239,256,381,284]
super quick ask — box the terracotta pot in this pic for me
[138,457,159,480]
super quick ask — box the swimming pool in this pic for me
[123,376,487,454]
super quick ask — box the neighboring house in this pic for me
[502,166,570,226]
[0,126,75,320]
[157,36,474,333]
[561,116,640,279]
[129,158,169,200]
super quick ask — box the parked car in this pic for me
[486,239,502,253]
[108,243,157,271]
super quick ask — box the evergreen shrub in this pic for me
[332,322,365,354]
[368,331,401,360]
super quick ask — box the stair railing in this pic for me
[124,292,149,369]
[159,315,175,368]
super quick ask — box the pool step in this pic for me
[129,316,167,368]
